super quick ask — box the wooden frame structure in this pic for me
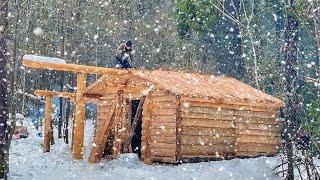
[23,55,284,164]
[23,55,131,160]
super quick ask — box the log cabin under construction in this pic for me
[23,55,284,164]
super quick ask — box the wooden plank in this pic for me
[236,135,280,145]
[181,127,235,137]
[236,151,278,157]
[151,149,176,157]
[122,99,131,153]
[72,73,86,160]
[236,117,280,125]
[152,96,177,102]
[182,106,234,115]
[151,122,176,129]
[237,123,280,132]
[88,104,116,163]
[181,112,234,120]
[43,95,52,152]
[182,106,278,119]
[23,57,131,75]
[35,90,76,99]
[149,89,172,97]
[141,95,153,164]
[181,136,235,146]
[181,100,279,112]
[111,91,124,159]
[152,108,176,116]
[150,143,176,150]
[152,128,176,135]
[180,96,283,108]
[147,136,176,144]
[236,129,280,136]
[152,102,177,109]
[181,118,234,128]
[176,95,182,162]
[152,115,177,123]
[180,145,234,156]
[236,143,279,152]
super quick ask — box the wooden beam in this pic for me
[72,73,86,160]
[35,90,102,104]
[111,91,125,159]
[43,95,52,152]
[35,90,76,99]
[176,95,182,163]
[23,58,131,75]
[142,97,152,164]
[88,104,116,163]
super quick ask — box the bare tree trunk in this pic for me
[226,0,245,80]
[0,1,9,179]
[283,1,299,179]
[312,1,320,73]
[64,100,70,144]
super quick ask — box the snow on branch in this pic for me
[16,89,45,102]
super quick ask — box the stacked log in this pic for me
[179,98,236,159]
[235,110,280,157]
[141,90,178,163]
[96,95,117,157]
[179,98,280,159]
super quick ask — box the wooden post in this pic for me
[143,97,152,164]
[43,95,52,152]
[88,104,116,163]
[111,91,124,159]
[72,73,86,160]
[175,95,182,163]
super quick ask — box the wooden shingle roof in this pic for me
[85,69,284,107]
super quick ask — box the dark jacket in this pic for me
[115,48,132,69]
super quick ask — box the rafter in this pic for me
[23,57,133,75]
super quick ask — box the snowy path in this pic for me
[9,121,282,180]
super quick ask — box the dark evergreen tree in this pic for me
[0,1,9,179]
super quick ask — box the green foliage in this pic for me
[307,92,320,138]
[175,0,219,37]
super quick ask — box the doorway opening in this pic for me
[130,100,143,158]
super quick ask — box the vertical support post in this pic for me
[175,95,182,163]
[111,90,124,158]
[72,73,86,160]
[43,95,52,152]
[143,97,152,164]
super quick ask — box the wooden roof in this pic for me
[85,69,284,107]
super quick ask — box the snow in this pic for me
[15,113,24,119]
[23,55,67,64]
[10,120,282,180]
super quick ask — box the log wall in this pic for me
[179,97,280,159]
[96,94,117,157]
[235,110,280,157]
[141,90,178,163]
[179,99,236,158]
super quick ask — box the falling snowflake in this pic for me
[33,27,43,36]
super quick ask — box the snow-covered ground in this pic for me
[9,120,283,180]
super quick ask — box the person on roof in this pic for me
[115,40,133,69]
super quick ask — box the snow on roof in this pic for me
[23,55,66,64]
[85,69,284,106]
